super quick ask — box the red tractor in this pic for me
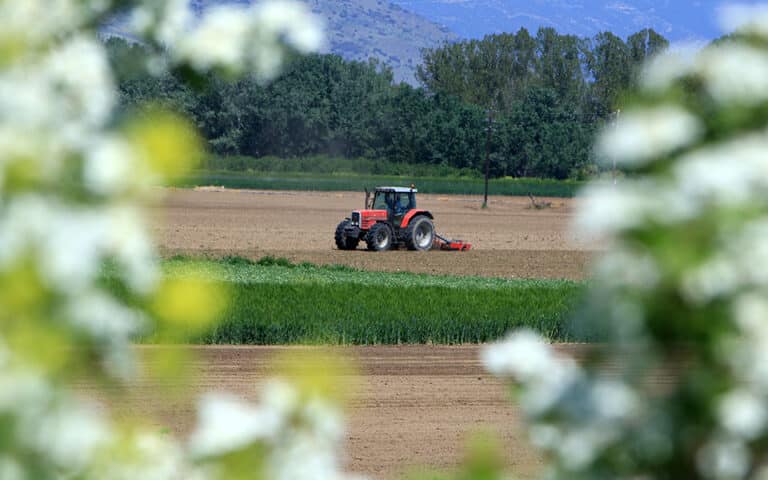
[334,186,471,252]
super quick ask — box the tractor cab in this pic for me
[369,187,417,227]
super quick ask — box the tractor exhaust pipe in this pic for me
[364,188,370,209]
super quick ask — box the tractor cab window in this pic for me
[372,192,391,210]
[394,192,414,214]
[372,190,415,214]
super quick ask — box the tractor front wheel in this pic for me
[404,216,435,251]
[366,223,393,251]
[335,220,360,250]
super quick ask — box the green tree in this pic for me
[627,28,670,85]
[418,35,519,206]
[586,31,632,117]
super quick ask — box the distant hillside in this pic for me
[390,0,721,43]
[305,0,456,83]
[103,0,457,84]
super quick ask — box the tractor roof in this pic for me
[375,186,417,193]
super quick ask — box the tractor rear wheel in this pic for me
[404,216,435,251]
[366,223,393,251]
[335,220,360,250]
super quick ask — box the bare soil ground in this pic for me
[93,345,602,479]
[132,190,606,477]
[150,188,597,279]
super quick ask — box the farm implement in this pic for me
[335,186,472,252]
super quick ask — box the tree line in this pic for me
[109,27,668,180]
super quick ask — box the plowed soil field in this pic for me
[95,345,613,479]
[150,188,597,279]
[135,189,605,477]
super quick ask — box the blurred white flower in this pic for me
[719,4,768,38]
[177,6,251,72]
[591,379,639,421]
[66,290,144,341]
[44,35,115,132]
[520,363,581,416]
[254,0,325,53]
[0,457,24,480]
[189,392,282,457]
[718,389,767,440]
[482,329,557,380]
[0,0,84,49]
[575,181,657,237]
[597,105,702,167]
[594,248,661,291]
[30,401,110,470]
[40,207,110,293]
[107,205,160,295]
[484,330,582,416]
[556,425,617,471]
[84,136,139,196]
[261,378,300,418]
[269,431,342,480]
[0,371,51,413]
[642,46,697,91]
[697,44,768,106]
[171,0,323,79]
[302,397,344,441]
[94,432,193,480]
[696,437,750,479]
[734,294,768,340]
[674,131,768,206]
[680,257,741,305]
[156,0,194,46]
[528,424,562,450]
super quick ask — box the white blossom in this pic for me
[268,431,344,480]
[189,392,283,457]
[597,105,702,167]
[43,35,115,131]
[171,1,323,79]
[591,379,639,422]
[697,44,768,106]
[697,437,750,479]
[528,424,562,450]
[483,330,582,416]
[674,131,768,206]
[84,136,140,196]
[642,45,698,91]
[593,248,661,291]
[680,257,741,305]
[155,0,194,47]
[556,425,619,471]
[302,397,344,442]
[94,433,195,480]
[30,401,111,470]
[482,329,558,380]
[254,1,325,53]
[718,389,768,440]
[0,457,24,480]
[0,371,51,413]
[719,4,768,38]
[66,290,144,341]
[176,6,252,72]
[0,0,86,49]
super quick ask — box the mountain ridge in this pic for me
[389,0,723,44]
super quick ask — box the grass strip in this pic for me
[150,256,586,345]
[176,171,583,198]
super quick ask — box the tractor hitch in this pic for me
[434,233,472,251]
